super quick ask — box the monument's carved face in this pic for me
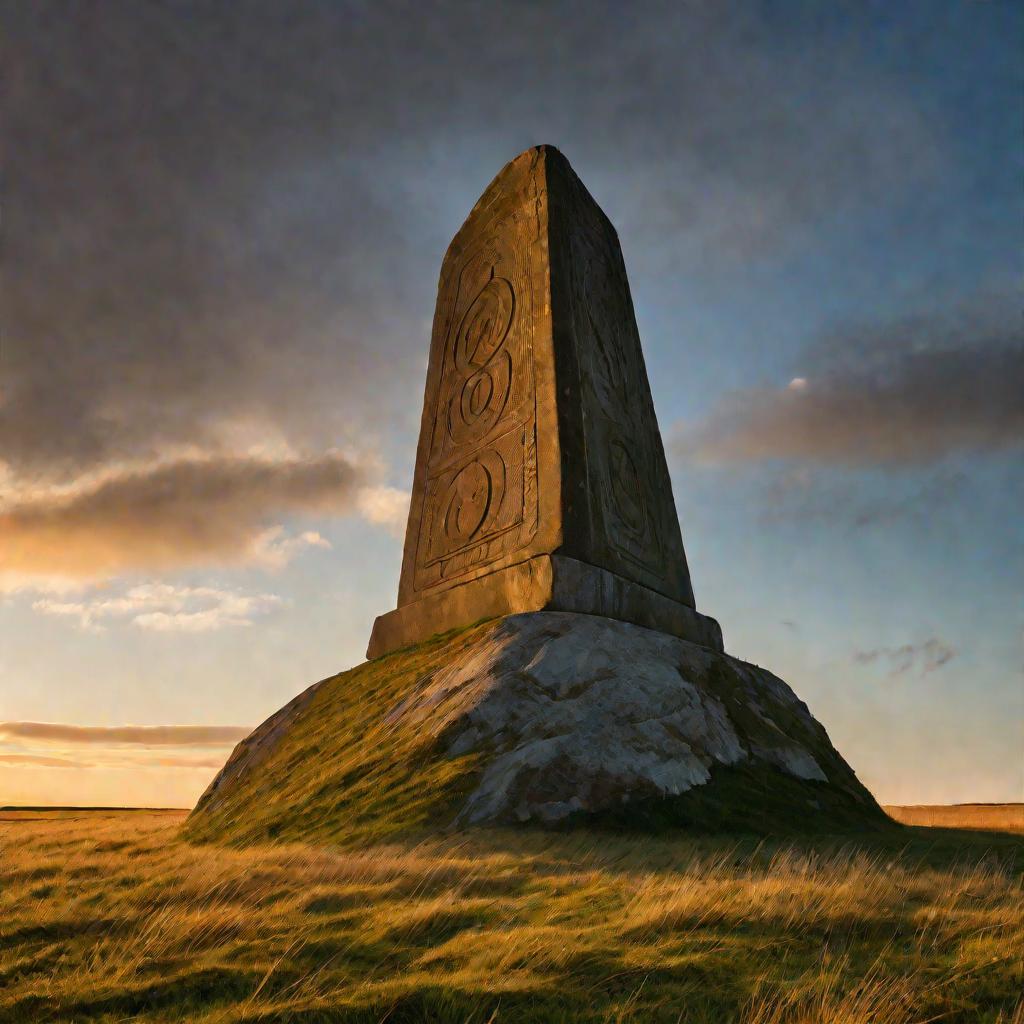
[568,193,667,585]
[413,219,539,594]
[395,148,693,614]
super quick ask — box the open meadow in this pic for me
[883,805,1024,835]
[1,809,1021,1023]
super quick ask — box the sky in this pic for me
[2,0,1021,809]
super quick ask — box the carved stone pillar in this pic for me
[368,146,722,658]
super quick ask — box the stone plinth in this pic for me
[369,145,721,659]
[368,555,722,658]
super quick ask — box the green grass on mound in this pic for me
[186,619,888,849]
[185,620,499,848]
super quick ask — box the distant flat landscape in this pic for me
[884,803,1024,834]
[6,804,1023,833]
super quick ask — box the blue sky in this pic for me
[2,1,1021,807]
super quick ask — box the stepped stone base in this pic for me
[367,554,723,659]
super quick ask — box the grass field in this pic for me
[1,809,1022,1023]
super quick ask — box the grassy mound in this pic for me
[186,618,888,848]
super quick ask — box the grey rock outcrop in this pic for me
[385,611,871,826]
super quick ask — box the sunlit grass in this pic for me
[1,809,1021,1022]
[885,804,1024,834]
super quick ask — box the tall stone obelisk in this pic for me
[368,146,722,658]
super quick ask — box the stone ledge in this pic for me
[367,554,723,659]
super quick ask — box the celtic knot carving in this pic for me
[411,217,539,595]
[446,275,514,447]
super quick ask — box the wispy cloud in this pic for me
[139,754,231,769]
[852,639,957,676]
[0,723,251,746]
[0,721,242,776]
[753,467,970,530]
[0,753,91,769]
[32,583,283,632]
[356,485,410,538]
[0,453,363,588]
[0,749,232,771]
[677,298,1023,467]
[251,527,332,569]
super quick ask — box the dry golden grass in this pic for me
[1,809,1021,1022]
[885,804,1024,834]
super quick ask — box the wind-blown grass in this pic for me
[2,810,1021,1022]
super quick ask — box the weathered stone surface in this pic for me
[369,146,720,658]
[382,612,869,826]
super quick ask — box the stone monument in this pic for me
[190,147,884,839]
[368,145,722,658]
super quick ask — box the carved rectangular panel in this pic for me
[410,209,539,595]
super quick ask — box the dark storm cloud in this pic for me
[0,453,362,579]
[679,297,1024,466]
[3,2,422,481]
[0,722,250,746]
[3,0,945,483]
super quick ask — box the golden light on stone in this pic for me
[368,146,722,658]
